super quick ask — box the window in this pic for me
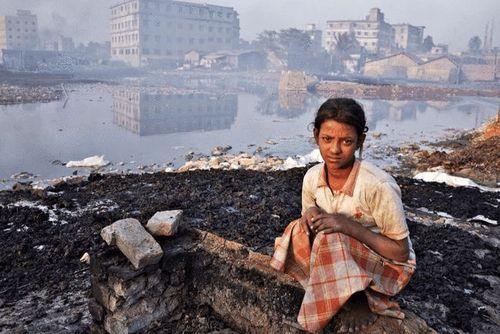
[364,32,368,36]
[155,35,160,42]
[225,38,230,44]
[189,24,193,30]
[189,38,194,44]
[216,37,222,43]
[143,35,149,41]
[226,28,230,33]
[143,48,149,54]
[154,49,160,55]
[209,26,213,32]
[226,13,231,19]
[218,27,223,33]
[199,38,204,44]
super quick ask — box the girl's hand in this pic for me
[310,213,348,234]
[300,206,324,235]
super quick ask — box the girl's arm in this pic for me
[310,214,410,262]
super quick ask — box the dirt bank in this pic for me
[402,118,500,187]
[1,168,498,333]
[313,80,500,100]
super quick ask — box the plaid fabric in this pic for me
[270,219,415,332]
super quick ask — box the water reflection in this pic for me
[112,90,237,136]
[257,91,319,119]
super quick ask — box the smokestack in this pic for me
[489,19,494,52]
[484,22,489,50]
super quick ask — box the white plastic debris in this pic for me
[66,155,109,168]
[467,215,497,226]
[280,149,323,170]
[414,171,499,192]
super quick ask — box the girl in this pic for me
[271,98,415,333]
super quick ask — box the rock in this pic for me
[100,219,164,270]
[211,145,232,156]
[80,252,91,265]
[146,210,183,237]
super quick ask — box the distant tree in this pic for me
[422,35,435,52]
[255,30,280,50]
[468,36,482,54]
[332,32,360,57]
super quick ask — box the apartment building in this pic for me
[325,8,394,56]
[110,0,240,67]
[325,8,426,56]
[393,23,424,52]
[0,10,39,50]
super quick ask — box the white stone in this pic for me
[146,210,183,237]
[100,218,163,270]
[80,252,90,265]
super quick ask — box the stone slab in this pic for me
[146,210,183,237]
[100,218,163,270]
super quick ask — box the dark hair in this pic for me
[313,98,368,137]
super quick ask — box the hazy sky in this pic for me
[0,0,498,51]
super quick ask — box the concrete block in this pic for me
[146,210,183,237]
[100,218,164,270]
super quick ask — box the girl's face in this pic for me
[314,119,364,171]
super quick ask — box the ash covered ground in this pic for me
[0,166,499,333]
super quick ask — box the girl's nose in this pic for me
[330,141,341,154]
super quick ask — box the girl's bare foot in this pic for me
[335,292,378,333]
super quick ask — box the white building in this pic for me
[110,0,240,67]
[325,8,394,56]
[324,8,426,56]
[0,10,39,51]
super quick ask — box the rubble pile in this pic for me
[177,153,286,172]
[0,84,63,104]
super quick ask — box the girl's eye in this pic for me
[322,137,332,142]
[343,139,353,145]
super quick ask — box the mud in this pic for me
[0,168,498,333]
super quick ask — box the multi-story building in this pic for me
[393,24,424,52]
[110,0,240,67]
[325,8,394,56]
[325,8,426,56]
[0,10,39,50]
